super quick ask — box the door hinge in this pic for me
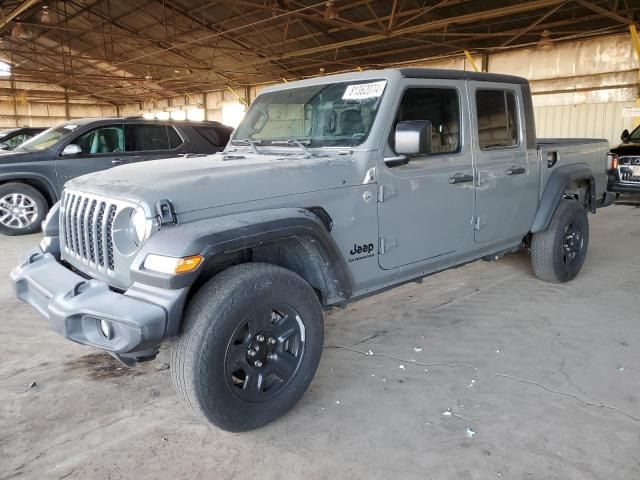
[473,216,487,231]
[377,185,396,203]
[379,237,397,255]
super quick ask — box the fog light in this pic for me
[99,319,113,340]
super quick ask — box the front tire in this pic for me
[530,199,589,283]
[171,263,324,432]
[0,182,48,236]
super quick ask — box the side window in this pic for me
[126,124,170,151]
[194,126,221,147]
[72,125,124,154]
[6,134,26,148]
[476,90,519,149]
[392,88,460,155]
[167,126,183,149]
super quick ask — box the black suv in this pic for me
[0,118,232,235]
[608,126,640,194]
[0,127,46,151]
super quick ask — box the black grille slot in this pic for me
[96,202,106,267]
[79,198,89,258]
[105,205,117,270]
[87,200,97,263]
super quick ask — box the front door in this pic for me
[377,80,475,270]
[54,124,140,190]
[469,84,533,244]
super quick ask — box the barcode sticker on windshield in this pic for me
[342,81,386,100]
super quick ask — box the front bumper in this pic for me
[609,181,640,193]
[11,249,170,362]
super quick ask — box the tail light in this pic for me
[607,153,619,171]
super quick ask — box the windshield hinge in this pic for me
[378,185,396,203]
[155,199,177,226]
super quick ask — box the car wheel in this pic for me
[0,182,48,236]
[530,199,589,283]
[171,263,324,432]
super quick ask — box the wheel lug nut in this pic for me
[248,349,256,357]
[255,360,263,367]
[269,337,277,345]
[256,334,265,342]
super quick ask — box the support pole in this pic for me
[629,24,640,127]
[481,52,490,73]
[10,72,19,127]
[64,88,70,121]
[464,50,479,72]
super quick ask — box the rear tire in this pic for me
[530,199,589,283]
[171,263,324,432]
[0,182,48,236]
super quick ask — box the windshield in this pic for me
[234,79,387,147]
[0,129,18,139]
[629,125,640,142]
[18,124,79,151]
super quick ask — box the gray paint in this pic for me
[11,68,611,358]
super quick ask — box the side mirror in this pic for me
[61,144,82,156]
[385,120,432,167]
[621,129,630,142]
[0,142,9,150]
[395,120,432,156]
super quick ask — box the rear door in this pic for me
[54,123,136,190]
[125,123,184,162]
[469,84,533,244]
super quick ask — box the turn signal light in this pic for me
[607,153,619,170]
[175,255,204,273]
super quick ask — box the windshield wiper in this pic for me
[270,138,314,158]
[231,138,261,154]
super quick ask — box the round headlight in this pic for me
[131,208,148,245]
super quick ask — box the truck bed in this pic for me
[537,138,609,202]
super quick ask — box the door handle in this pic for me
[449,173,474,184]
[111,159,122,165]
[505,166,526,175]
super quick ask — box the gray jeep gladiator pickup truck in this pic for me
[11,68,615,431]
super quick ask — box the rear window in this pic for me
[194,126,222,146]
[127,124,170,151]
[476,90,519,149]
[168,126,183,148]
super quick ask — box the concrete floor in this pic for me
[1,196,639,480]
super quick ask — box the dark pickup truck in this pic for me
[607,126,640,193]
[0,117,232,235]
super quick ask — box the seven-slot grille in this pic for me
[60,191,118,270]
[619,156,640,183]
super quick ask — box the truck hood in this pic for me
[67,152,342,214]
[610,142,640,156]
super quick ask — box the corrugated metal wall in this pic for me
[534,101,636,145]
[0,33,638,140]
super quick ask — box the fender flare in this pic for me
[0,172,58,205]
[530,163,595,234]
[131,207,354,302]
